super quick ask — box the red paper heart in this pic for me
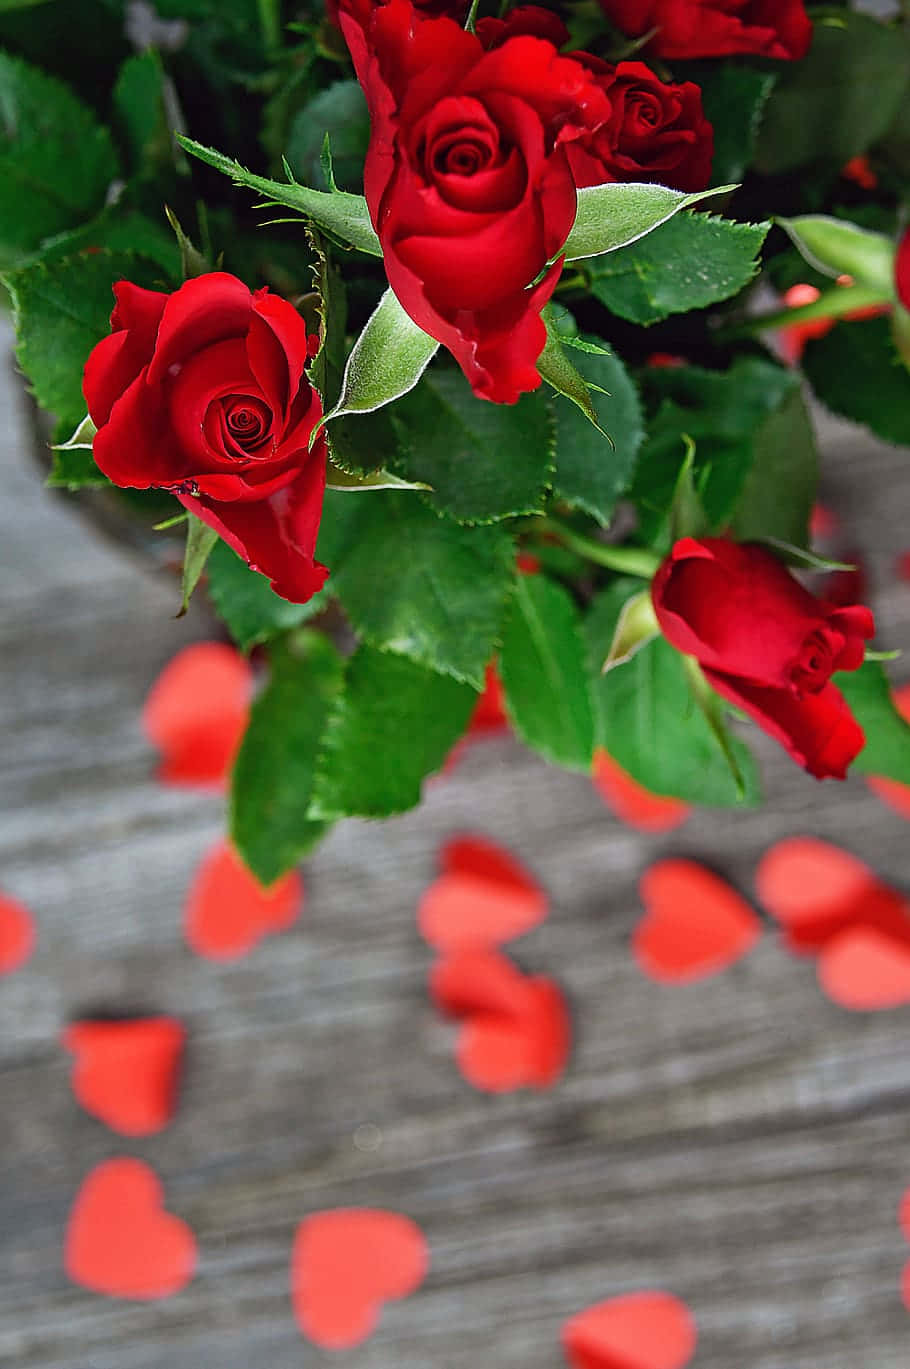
[817,927,910,1010]
[418,835,547,950]
[184,839,302,960]
[0,891,35,974]
[592,750,691,833]
[62,1017,185,1135]
[291,1209,428,1349]
[867,683,910,819]
[431,948,570,1091]
[143,642,252,788]
[65,1158,196,1300]
[562,1291,697,1369]
[634,859,761,982]
[755,836,910,952]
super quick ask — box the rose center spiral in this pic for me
[788,627,838,694]
[222,395,271,451]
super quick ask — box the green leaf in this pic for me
[177,135,382,256]
[586,580,761,806]
[30,208,181,276]
[206,540,331,652]
[563,181,736,262]
[802,315,910,447]
[835,663,910,782]
[180,515,218,615]
[498,572,595,771]
[113,50,170,178]
[309,646,477,818]
[4,248,168,428]
[538,320,604,431]
[47,447,110,489]
[552,336,644,526]
[285,80,370,193]
[778,215,895,293]
[0,50,118,266]
[587,213,769,326]
[728,384,817,548]
[321,287,439,426]
[230,632,342,883]
[389,366,554,523]
[685,63,777,186]
[755,9,910,174]
[316,489,515,689]
[326,462,429,492]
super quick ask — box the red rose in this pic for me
[598,0,811,59]
[83,272,328,604]
[338,0,611,403]
[652,537,874,779]
[896,227,910,312]
[566,59,713,193]
[474,5,569,49]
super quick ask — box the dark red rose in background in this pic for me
[475,5,569,49]
[652,537,874,779]
[325,0,467,27]
[598,0,811,59]
[338,0,611,403]
[566,58,712,193]
[83,273,328,603]
[896,227,910,311]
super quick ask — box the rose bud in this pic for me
[338,0,611,403]
[597,0,811,60]
[651,537,875,780]
[83,272,328,603]
[566,58,713,194]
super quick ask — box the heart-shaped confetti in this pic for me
[592,750,691,833]
[291,1209,428,1349]
[431,948,569,1092]
[634,860,762,983]
[62,1017,185,1135]
[64,1158,196,1300]
[562,1290,697,1369]
[184,839,302,960]
[143,642,252,788]
[755,836,910,953]
[442,664,509,773]
[867,683,910,819]
[817,927,910,1010]
[0,891,35,975]
[418,836,547,951]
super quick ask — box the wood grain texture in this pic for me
[2,320,910,1368]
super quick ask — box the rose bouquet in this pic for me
[3,0,910,883]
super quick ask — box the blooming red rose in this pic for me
[83,272,328,603]
[896,227,910,312]
[652,537,874,779]
[338,0,611,403]
[566,59,713,193]
[474,5,569,49]
[598,0,811,59]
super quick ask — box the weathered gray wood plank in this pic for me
[2,322,910,1368]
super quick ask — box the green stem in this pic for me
[539,519,659,578]
[464,0,481,30]
[258,0,282,53]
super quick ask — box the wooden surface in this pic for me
[2,318,910,1368]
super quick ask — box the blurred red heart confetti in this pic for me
[430,948,569,1091]
[810,503,840,540]
[143,642,253,788]
[755,836,910,953]
[592,750,691,833]
[899,1187,910,1243]
[867,684,910,819]
[64,1158,196,1300]
[291,1209,429,1349]
[817,927,910,1010]
[62,1017,185,1135]
[418,835,547,951]
[634,859,761,983]
[441,663,509,774]
[562,1290,697,1369]
[184,839,302,960]
[902,1261,910,1313]
[0,891,35,974]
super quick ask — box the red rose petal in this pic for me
[635,859,762,982]
[291,1209,428,1349]
[0,891,35,974]
[755,836,910,952]
[184,839,302,960]
[62,1017,185,1135]
[64,1158,196,1300]
[562,1290,697,1369]
[143,643,253,788]
[592,750,691,833]
[419,835,547,951]
[817,926,910,1010]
